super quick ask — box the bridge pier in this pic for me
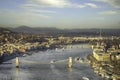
[68,57,72,68]
[16,57,19,68]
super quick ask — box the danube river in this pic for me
[0,44,105,80]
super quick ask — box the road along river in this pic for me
[0,44,106,80]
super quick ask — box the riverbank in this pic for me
[87,41,120,80]
[87,54,120,80]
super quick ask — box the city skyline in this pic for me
[0,0,120,29]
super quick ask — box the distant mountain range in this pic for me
[8,26,62,33]
[0,27,12,33]
[0,26,120,36]
[8,25,120,33]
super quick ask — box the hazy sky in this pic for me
[0,0,120,29]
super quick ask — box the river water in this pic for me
[0,44,106,80]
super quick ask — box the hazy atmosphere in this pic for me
[0,0,120,29]
[0,1,120,80]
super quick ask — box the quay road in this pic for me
[0,44,106,80]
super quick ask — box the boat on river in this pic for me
[22,54,27,57]
[74,57,85,63]
[50,59,56,63]
[82,77,89,80]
